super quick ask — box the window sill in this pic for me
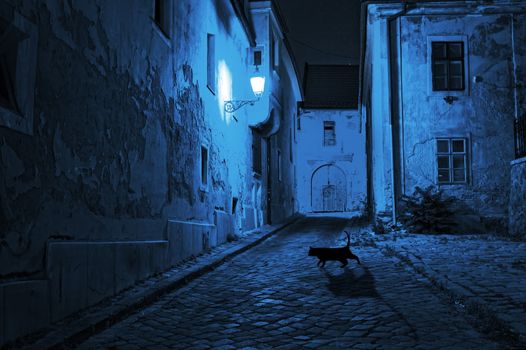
[511,156,526,166]
[151,18,171,47]
[437,182,469,186]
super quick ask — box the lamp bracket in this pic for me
[224,98,259,113]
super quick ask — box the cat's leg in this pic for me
[351,254,361,265]
[317,259,322,267]
[339,259,348,268]
[321,260,326,267]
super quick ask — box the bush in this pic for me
[398,186,456,233]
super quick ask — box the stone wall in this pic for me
[0,0,299,344]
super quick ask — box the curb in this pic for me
[19,215,302,350]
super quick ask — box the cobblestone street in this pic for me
[74,216,520,349]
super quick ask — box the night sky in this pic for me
[276,0,362,77]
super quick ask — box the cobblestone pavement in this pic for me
[365,229,526,344]
[78,217,513,349]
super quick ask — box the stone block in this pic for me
[215,210,233,244]
[115,243,140,293]
[209,225,218,248]
[192,224,203,255]
[2,280,49,344]
[87,243,115,306]
[167,220,214,266]
[47,242,88,322]
[141,241,167,279]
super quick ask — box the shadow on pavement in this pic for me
[323,266,378,298]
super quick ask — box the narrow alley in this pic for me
[73,216,512,349]
[1,1,526,348]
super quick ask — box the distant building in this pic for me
[360,1,526,233]
[296,64,367,213]
[0,0,301,345]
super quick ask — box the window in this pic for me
[201,146,208,186]
[253,49,262,66]
[0,55,18,113]
[437,138,468,184]
[232,197,238,214]
[515,115,526,159]
[252,130,262,175]
[207,34,216,93]
[0,11,38,135]
[323,121,336,146]
[432,42,464,91]
[153,0,171,38]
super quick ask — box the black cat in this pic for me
[308,231,361,267]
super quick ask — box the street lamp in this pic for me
[224,68,265,113]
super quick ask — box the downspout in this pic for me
[511,14,519,124]
[386,2,414,224]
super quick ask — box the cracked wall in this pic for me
[398,11,525,230]
[0,0,280,284]
[363,3,526,231]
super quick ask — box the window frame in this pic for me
[207,33,216,94]
[252,130,262,176]
[200,145,209,188]
[431,41,465,92]
[152,0,172,41]
[0,10,38,135]
[323,121,336,147]
[436,138,469,185]
[427,36,469,97]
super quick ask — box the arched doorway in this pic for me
[311,164,346,212]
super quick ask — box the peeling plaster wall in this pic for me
[399,11,525,229]
[296,109,367,213]
[0,0,299,340]
[364,2,526,230]
[0,0,254,277]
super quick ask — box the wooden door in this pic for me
[311,165,346,212]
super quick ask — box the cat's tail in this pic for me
[344,231,350,247]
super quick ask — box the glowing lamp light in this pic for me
[224,69,266,114]
[250,75,265,98]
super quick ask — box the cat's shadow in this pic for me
[323,266,378,298]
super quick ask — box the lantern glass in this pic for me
[250,75,265,97]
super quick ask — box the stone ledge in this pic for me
[511,156,526,166]
[16,214,302,350]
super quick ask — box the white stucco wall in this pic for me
[295,109,367,213]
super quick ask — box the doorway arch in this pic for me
[311,164,347,212]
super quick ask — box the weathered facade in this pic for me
[360,1,526,232]
[296,65,367,213]
[0,0,300,344]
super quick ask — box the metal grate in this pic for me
[515,116,526,159]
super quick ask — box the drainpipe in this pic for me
[386,2,415,224]
[511,15,519,122]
